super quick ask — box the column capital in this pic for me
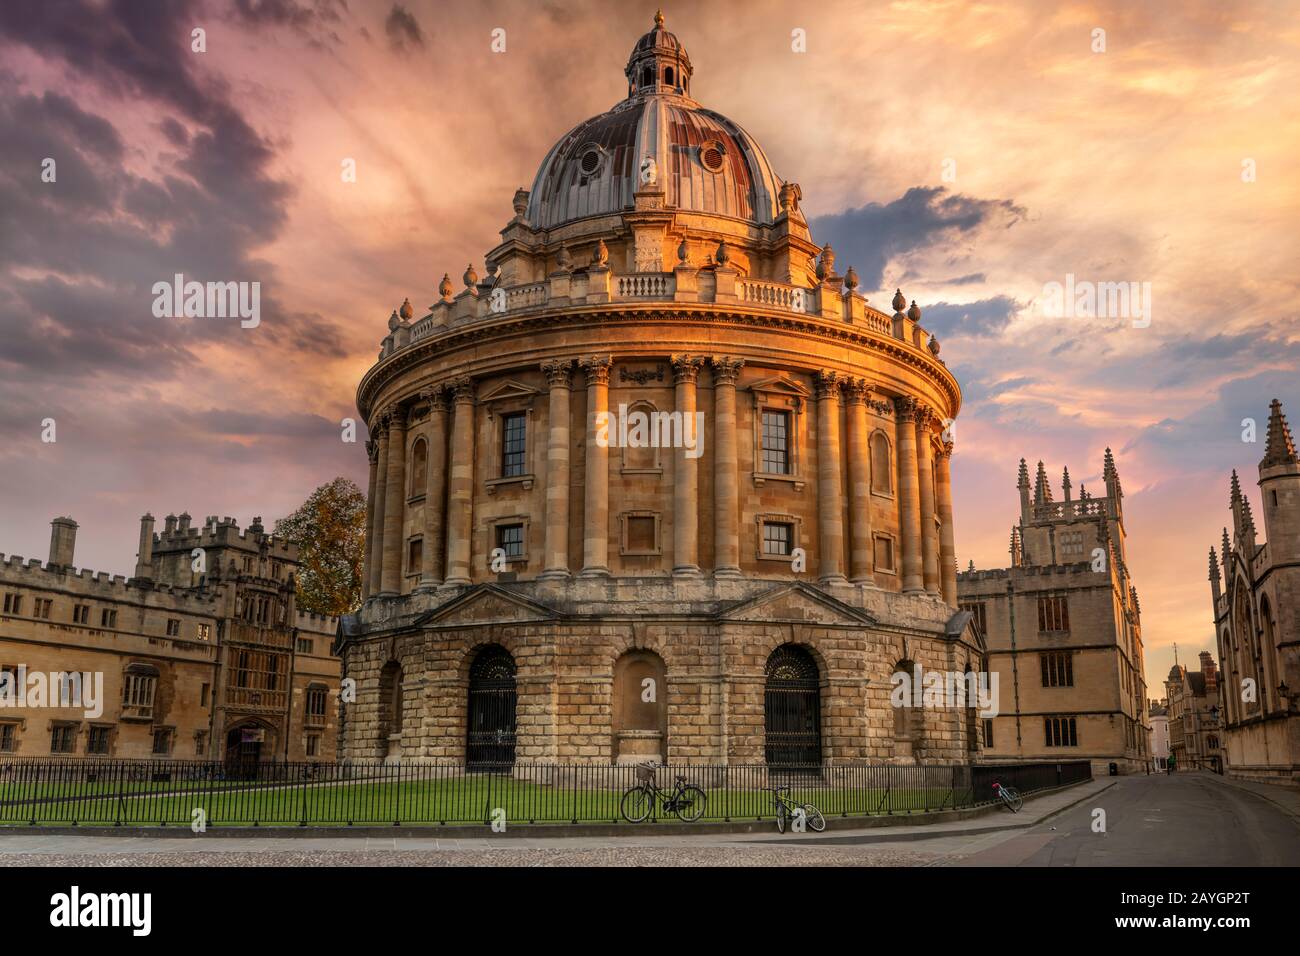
[894,395,918,422]
[581,354,613,385]
[914,404,937,433]
[843,377,874,405]
[671,354,704,384]
[365,439,378,463]
[814,370,842,399]
[447,376,475,404]
[941,439,955,459]
[710,356,745,385]
[419,385,449,411]
[541,358,576,388]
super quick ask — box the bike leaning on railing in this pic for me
[992,780,1023,812]
[765,785,826,833]
[620,763,707,823]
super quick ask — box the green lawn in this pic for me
[0,774,973,826]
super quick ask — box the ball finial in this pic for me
[399,297,413,320]
[907,300,921,322]
[891,289,906,313]
[654,9,664,28]
[439,273,453,299]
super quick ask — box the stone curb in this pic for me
[0,777,1100,841]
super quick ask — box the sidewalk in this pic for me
[1192,769,1300,822]
[0,777,1116,855]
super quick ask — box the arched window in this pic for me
[379,660,403,741]
[964,667,979,752]
[467,645,517,769]
[642,66,653,88]
[409,437,428,497]
[664,66,674,87]
[893,659,921,751]
[870,431,892,495]
[613,650,667,762]
[620,401,661,474]
[764,644,821,768]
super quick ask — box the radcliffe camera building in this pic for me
[0,514,341,764]
[1210,399,1300,784]
[337,14,984,768]
[957,452,1150,774]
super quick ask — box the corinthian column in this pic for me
[815,371,847,584]
[895,397,924,593]
[419,387,449,589]
[916,408,941,597]
[580,356,612,577]
[672,355,704,576]
[362,438,379,599]
[380,404,407,595]
[443,378,475,587]
[711,357,744,577]
[845,379,874,583]
[367,419,389,597]
[540,359,574,579]
[937,438,958,605]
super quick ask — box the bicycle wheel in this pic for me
[672,785,707,823]
[620,785,654,823]
[1005,788,1024,812]
[802,804,826,832]
[775,802,788,833]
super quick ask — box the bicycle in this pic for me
[991,780,1023,812]
[765,785,826,833]
[620,763,707,823]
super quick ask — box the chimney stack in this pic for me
[1199,651,1218,690]
[48,516,78,569]
[134,513,156,581]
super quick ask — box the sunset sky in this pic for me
[1,0,1296,693]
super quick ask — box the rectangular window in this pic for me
[73,604,90,625]
[296,638,313,654]
[196,623,210,641]
[50,724,76,754]
[0,723,16,753]
[501,412,527,477]
[873,536,896,573]
[625,515,657,553]
[762,521,793,556]
[195,731,207,757]
[1,594,20,615]
[86,726,111,755]
[100,608,117,628]
[35,598,52,619]
[121,673,157,720]
[1037,595,1070,632]
[306,734,321,757]
[495,523,524,560]
[408,537,423,574]
[200,683,210,707]
[982,719,994,748]
[760,410,791,474]
[152,728,173,755]
[306,686,327,726]
[1040,651,1074,687]
[1044,716,1079,747]
[165,618,180,637]
[959,601,987,638]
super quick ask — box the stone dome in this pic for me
[524,12,784,231]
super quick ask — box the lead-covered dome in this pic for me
[524,12,785,231]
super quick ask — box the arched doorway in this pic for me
[764,644,822,768]
[466,645,517,769]
[224,720,272,779]
[612,650,667,763]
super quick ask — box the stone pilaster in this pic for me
[937,439,958,605]
[380,404,407,596]
[362,439,379,599]
[894,397,924,593]
[540,359,574,579]
[916,407,941,597]
[845,378,874,584]
[580,356,612,577]
[815,371,846,584]
[711,356,744,577]
[367,416,389,597]
[443,378,475,587]
[672,354,704,576]
[419,388,449,589]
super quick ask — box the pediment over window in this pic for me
[747,375,810,402]
[478,380,540,411]
[414,584,557,628]
[717,582,875,626]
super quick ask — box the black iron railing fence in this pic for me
[0,758,1091,827]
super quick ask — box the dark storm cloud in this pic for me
[384,4,425,52]
[920,295,1021,338]
[810,187,1025,291]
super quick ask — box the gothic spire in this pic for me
[1209,546,1220,582]
[1222,526,1232,560]
[1262,398,1298,467]
[1034,460,1053,505]
[1062,466,1072,501]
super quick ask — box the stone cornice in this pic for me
[357,305,961,419]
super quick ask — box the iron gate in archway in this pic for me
[764,644,822,768]
[466,645,517,769]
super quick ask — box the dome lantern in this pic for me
[625,10,692,98]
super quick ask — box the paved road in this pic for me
[1,772,1296,866]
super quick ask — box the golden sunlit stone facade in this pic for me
[339,14,981,767]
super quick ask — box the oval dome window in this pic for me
[579,148,602,176]
[700,141,725,173]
